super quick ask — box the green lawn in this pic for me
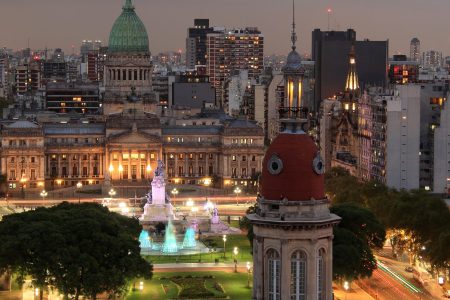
[145,234,252,264]
[126,271,252,300]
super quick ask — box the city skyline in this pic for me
[0,0,449,57]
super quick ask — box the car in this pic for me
[405,266,414,272]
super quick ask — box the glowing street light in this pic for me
[246,261,252,287]
[222,234,227,259]
[109,164,114,173]
[139,281,144,291]
[40,190,48,202]
[76,182,82,204]
[109,188,116,201]
[186,198,194,207]
[234,186,242,205]
[171,188,179,199]
[233,247,239,272]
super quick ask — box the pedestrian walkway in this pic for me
[333,282,374,300]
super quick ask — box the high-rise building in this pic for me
[185,19,214,69]
[45,82,100,114]
[389,55,419,84]
[311,28,388,112]
[422,50,443,69]
[410,38,420,62]
[206,27,264,105]
[80,40,102,58]
[87,47,108,82]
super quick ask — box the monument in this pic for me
[140,160,176,223]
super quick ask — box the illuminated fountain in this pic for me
[182,227,197,248]
[139,230,152,249]
[162,220,178,253]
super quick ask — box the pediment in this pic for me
[108,130,161,144]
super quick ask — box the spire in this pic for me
[123,0,134,11]
[345,44,359,92]
[291,0,297,51]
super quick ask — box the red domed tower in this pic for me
[247,2,340,299]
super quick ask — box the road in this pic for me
[357,259,436,300]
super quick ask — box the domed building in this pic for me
[103,0,157,115]
[247,2,340,299]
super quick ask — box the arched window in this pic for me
[267,249,280,300]
[291,251,307,300]
[317,248,326,300]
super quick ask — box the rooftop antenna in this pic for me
[291,0,297,50]
[327,8,332,31]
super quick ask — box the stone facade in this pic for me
[0,108,264,194]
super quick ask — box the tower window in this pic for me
[317,248,326,300]
[267,249,280,300]
[291,251,307,300]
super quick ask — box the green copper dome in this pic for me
[108,0,149,53]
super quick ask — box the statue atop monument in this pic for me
[155,160,165,177]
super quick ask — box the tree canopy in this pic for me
[0,202,152,299]
[325,167,450,270]
[331,203,385,280]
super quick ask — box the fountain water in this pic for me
[139,230,152,249]
[182,227,197,248]
[162,220,178,253]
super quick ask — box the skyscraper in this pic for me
[311,28,388,112]
[185,19,214,69]
[410,37,420,62]
[206,27,264,105]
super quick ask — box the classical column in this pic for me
[57,155,61,177]
[128,150,131,180]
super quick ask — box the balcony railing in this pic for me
[279,107,309,119]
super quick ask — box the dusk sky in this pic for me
[1,0,449,57]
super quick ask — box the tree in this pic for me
[325,167,364,205]
[0,202,152,299]
[331,203,385,281]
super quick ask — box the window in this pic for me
[179,154,184,160]
[317,249,325,300]
[242,168,247,177]
[9,170,15,180]
[267,249,280,300]
[113,153,118,160]
[252,156,256,162]
[84,138,89,144]
[83,167,88,176]
[10,157,15,163]
[72,165,78,176]
[209,165,213,176]
[131,153,139,160]
[199,153,204,159]
[232,155,237,161]
[30,169,36,180]
[151,153,155,160]
[209,154,213,159]
[178,166,184,176]
[122,166,128,179]
[140,153,146,159]
[189,153,194,159]
[291,251,307,300]
[83,155,88,161]
[62,154,67,160]
[242,156,247,162]
[232,167,237,177]
[123,153,129,160]
[199,166,204,175]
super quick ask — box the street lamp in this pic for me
[344,280,350,299]
[171,188,178,200]
[186,198,194,208]
[109,188,116,203]
[20,176,27,199]
[222,234,227,259]
[246,261,251,288]
[233,247,239,272]
[40,190,48,202]
[234,186,242,205]
[76,182,82,203]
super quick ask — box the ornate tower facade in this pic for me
[279,0,305,121]
[248,118,341,299]
[103,0,156,115]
